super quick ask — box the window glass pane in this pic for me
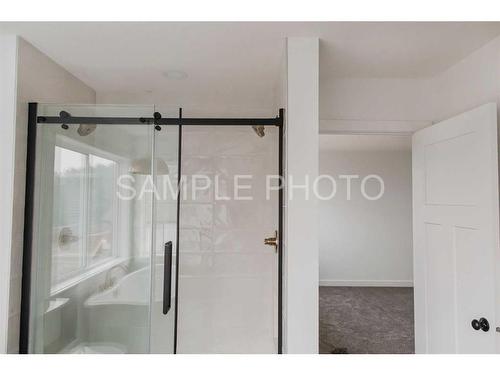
[52,146,86,285]
[88,154,117,265]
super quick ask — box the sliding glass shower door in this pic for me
[25,104,178,353]
[150,111,180,353]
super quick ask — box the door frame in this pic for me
[19,103,285,354]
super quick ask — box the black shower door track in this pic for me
[20,103,285,354]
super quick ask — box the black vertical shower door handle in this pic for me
[163,241,173,315]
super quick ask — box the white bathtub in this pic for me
[83,264,170,353]
[85,264,165,307]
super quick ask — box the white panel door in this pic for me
[413,103,499,353]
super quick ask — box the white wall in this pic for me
[319,77,433,135]
[320,77,431,123]
[320,35,500,134]
[427,35,500,123]
[319,137,413,287]
[4,38,95,353]
[285,37,319,354]
[0,35,19,354]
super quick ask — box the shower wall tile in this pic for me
[182,130,215,157]
[211,128,276,156]
[209,276,274,353]
[180,229,212,252]
[176,277,214,352]
[179,253,214,276]
[215,155,266,177]
[178,252,274,278]
[213,201,273,229]
[212,155,269,201]
[213,229,265,252]
[182,175,214,203]
[155,201,177,223]
[211,252,274,276]
[210,276,273,326]
[177,126,278,353]
[180,204,213,228]
[182,156,214,175]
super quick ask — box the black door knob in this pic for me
[471,317,490,332]
[471,319,480,330]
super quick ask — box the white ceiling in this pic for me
[320,134,411,151]
[1,22,500,101]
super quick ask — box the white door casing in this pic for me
[412,103,499,353]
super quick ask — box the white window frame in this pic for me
[50,135,127,295]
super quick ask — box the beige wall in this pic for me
[7,38,95,353]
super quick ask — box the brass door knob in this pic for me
[264,231,278,251]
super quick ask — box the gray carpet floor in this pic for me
[319,286,415,354]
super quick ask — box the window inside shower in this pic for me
[51,141,121,294]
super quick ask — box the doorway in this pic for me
[318,133,414,354]
[318,103,500,354]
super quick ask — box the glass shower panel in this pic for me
[29,104,156,353]
[177,125,279,353]
[150,115,179,353]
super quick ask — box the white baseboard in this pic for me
[319,279,413,287]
